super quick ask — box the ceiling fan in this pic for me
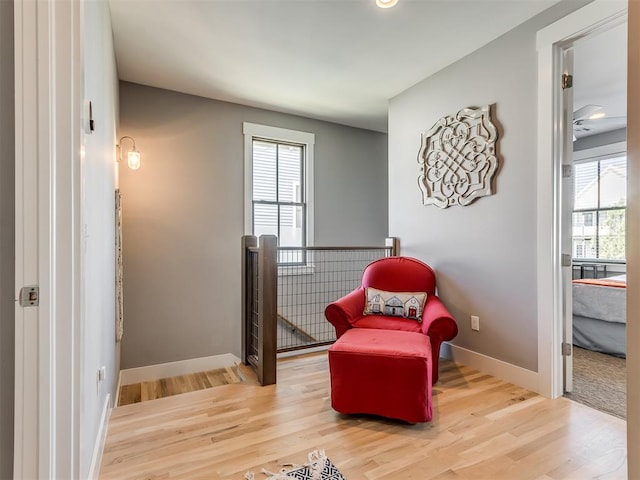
[573,104,626,140]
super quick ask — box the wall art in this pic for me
[417,104,499,208]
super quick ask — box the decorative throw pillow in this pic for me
[363,287,427,322]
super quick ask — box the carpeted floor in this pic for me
[565,346,626,419]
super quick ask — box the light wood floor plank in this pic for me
[100,353,626,480]
[117,365,245,406]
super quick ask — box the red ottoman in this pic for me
[328,328,433,423]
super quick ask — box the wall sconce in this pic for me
[117,136,141,170]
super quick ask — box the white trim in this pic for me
[119,353,241,386]
[243,122,316,146]
[13,1,39,476]
[15,0,83,477]
[536,0,627,399]
[115,371,123,408]
[440,344,539,393]
[536,33,563,399]
[242,122,315,246]
[87,394,111,480]
[536,0,626,49]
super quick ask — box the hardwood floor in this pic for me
[117,365,247,406]
[100,353,627,479]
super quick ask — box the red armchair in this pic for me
[325,257,457,422]
[325,256,458,384]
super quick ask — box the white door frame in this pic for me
[536,0,627,398]
[560,46,574,394]
[14,0,82,477]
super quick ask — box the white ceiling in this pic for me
[109,0,562,133]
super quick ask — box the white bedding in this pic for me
[606,274,627,282]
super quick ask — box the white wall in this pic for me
[0,1,14,477]
[80,1,119,476]
[388,1,588,372]
[118,82,389,369]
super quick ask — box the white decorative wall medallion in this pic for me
[417,105,499,208]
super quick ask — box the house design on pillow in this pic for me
[384,296,404,316]
[365,288,427,321]
[383,296,423,319]
[404,296,422,319]
[369,294,384,313]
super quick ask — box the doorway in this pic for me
[535,0,627,400]
[562,21,628,417]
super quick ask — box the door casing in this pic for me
[536,0,627,398]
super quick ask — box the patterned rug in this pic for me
[245,450,346,480]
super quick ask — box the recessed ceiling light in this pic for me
[376,0,399,8]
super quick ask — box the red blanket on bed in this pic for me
[572,278,626,288]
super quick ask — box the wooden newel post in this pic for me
[386,237,400,257]
[258,235,278,386]
[241,235,257,365]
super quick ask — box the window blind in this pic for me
[572,155,626,260]
[252,139,305,255]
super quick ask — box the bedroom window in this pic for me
[572,154,626,261]
[243,123,315,266]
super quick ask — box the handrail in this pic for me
[242,235,399,385]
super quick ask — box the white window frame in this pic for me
[243,122,315,273]
[572,141,627,262]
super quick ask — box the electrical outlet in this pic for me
[471,315,480,331]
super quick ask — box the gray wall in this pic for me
[80,1,119,476]
[0,1,14,478]
[119,82,388,368]
[388,1,587,372]
[574,127,626,151]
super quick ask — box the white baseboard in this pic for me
[115,371,122,407]
[440,343,540,394]
[88,393,111,480]
[119,353,241,386]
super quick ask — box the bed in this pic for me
[573,274,626,358]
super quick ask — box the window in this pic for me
[572,152,626,261]
[252,140,304,246]
[243,123,314,265]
